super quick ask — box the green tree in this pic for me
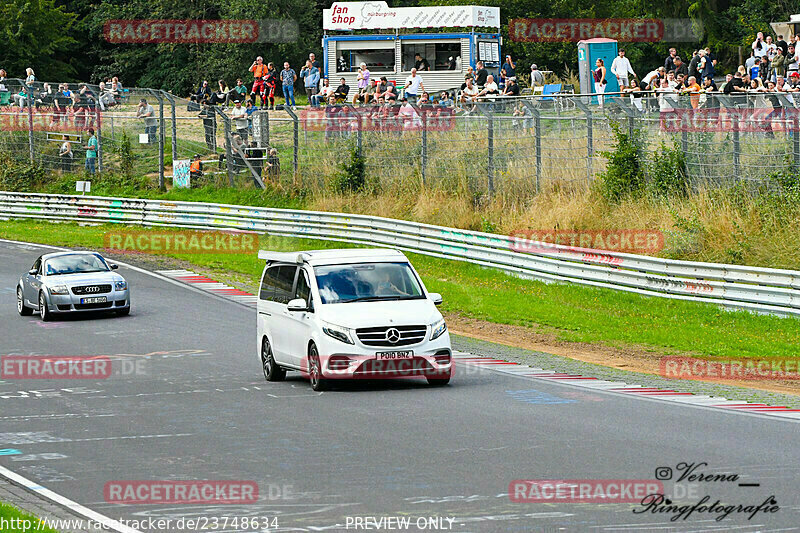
[0,0,78,79]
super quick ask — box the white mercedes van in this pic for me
[256,249,452,391]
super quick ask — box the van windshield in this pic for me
[314,262,425,304]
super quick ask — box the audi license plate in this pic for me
[376,351,413,359]
[80,296,107,304]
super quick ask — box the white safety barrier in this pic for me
[2,191,799,317]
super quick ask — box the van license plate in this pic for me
[376,351,413,359]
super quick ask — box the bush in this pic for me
[598,121,645,202]
[332,144,367,193]
[0,152,47,192]
[647,141,689,198]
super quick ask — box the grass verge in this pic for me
[0,502,59,533]
[2,219,799,360]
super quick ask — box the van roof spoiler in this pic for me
[258,251,307,263]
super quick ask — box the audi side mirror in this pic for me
[287,298,308,312]
[110,264,119,270]
[429,293,443,306]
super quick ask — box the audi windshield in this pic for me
[314,262,425,304]
[44,254,110,276]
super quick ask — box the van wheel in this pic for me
[308,343,327,391]
[17,287,32,316]
[261,338,286,382]
[39,292,52,321]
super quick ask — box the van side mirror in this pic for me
[28,269,38,276]
[287,298,308,312]
[429,293,443,306]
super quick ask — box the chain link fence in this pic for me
[2,78,799,196]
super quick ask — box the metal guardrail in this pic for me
[2,191,799,317]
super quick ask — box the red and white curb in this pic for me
[155,268,800,422]
[451,354,800,421]
[156,269,258,307]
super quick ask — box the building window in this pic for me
[401,42,461,71]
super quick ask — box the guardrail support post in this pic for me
[522,101,541,193]
[96,105,103,173]
[574,99,593,185]
[794,116,800,168]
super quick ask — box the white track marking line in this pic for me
[0,465,143,533]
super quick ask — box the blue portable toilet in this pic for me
[578,38,618,104]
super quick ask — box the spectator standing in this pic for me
[664,48,677,72]
[594,58,607,109]
[530,64,545,87]
[745,50,758,73]
[500,55,515,88]
[404,68,424,104]
[25,68,35,85]
[771,48,786,80]
[475,61,489,89]
[354,62,370,104]
[673,57,688,77]
[59,136,73,173]
[611,49,636,88]
[688,50,700,80]
[264,63,278,110]
[776,35,789,57]
[231,100,249,141]
[309,53,321,70]
[787,44,799,76]
[758,55,770,84]
[249,56,268,107]
[764,36,777,60]
[300,60,320,105]
[84,128,97,175]
[752,32,767,57]
[0,69,7,91]
[136,98,157,143]
[280,62,297,109]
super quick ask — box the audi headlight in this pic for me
[322,322,354,345]
[115,281,128,291]
[49,285,69,295]
[430,318,447,340]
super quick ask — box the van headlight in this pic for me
[322,322,354,345]
[430,318,447,340]
[115,281,128,291]
[49,285,69,295]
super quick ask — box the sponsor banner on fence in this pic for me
[103,19,298,44]
[661,357,800,381]
[509,479,664,503]
[509,18,700,42]
[103,230,258,254]
[510,229,664,255]
[299,107,456,132]
[104,480,259,504]
[660,108,800,133]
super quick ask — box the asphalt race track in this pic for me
[1,240,799,533]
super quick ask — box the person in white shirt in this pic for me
[398,98,421,129]
[404,68,424,104]
[642,67,665,89]
[745,51,758,73]
[764,36,777,60]
[230,100,249,140]
[611,49,636,88]
[478,75,499,100]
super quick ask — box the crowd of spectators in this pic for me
[592,34,800,112]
